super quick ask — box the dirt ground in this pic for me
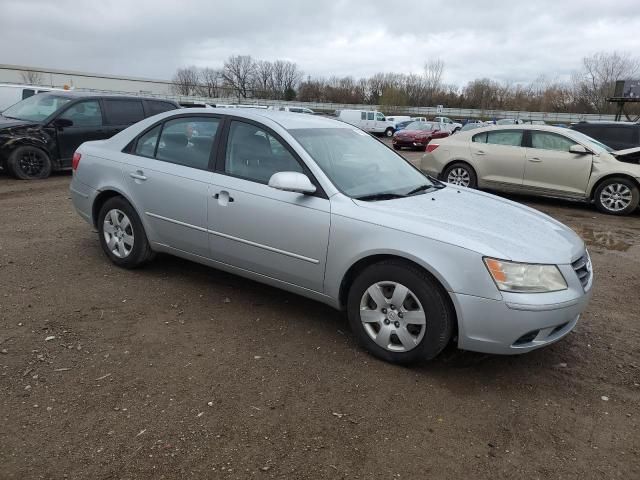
[0,157,639,479]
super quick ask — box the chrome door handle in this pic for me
[129,171,147,181]
[528,157,542,162]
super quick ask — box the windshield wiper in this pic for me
[355,192,407,201]
[405,184,435,196]
[425,175,446,188]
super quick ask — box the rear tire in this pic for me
[97,197,154,268]
[347,260,454,365]
[593,177,639,215]
[7,146,52,180]
[442,162,477,188]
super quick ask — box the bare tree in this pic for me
[253,60,274,98]
[573,51,640,113]
[21,70,44,85]
[424,59,445,103]
[198,68,221,98]
[222,55,256,100]
[171,66,200,95]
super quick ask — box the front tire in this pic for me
[97,197,154,268]
[594,177,639,215]
[442,162,477,188]
[347,260,454,365]
[7,146,52,180]
[384,128,394,138]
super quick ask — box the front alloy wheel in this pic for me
[594,178,639,215]
[360,281,426,352]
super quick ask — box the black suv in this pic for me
[570,121,640,151]
[0,92,179,179]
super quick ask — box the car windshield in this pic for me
[569,130,614,153]
[290,127,435,199]
[406,122,435,131]
[2,94,72,122]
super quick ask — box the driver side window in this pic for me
[59,100,103,127]
[224,121,303,184]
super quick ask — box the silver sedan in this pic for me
[70,109,592,364]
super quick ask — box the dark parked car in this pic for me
[0,92,179,179]
[392,121,450,151]
[570,121,640,151]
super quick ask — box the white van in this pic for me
[0,84,66,111]
[337,109,395,137]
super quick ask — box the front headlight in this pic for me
[484,258,567,293]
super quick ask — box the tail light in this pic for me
[72,152,81,170]
[425,144,439,153]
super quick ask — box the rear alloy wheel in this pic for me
[594,178,639,215]
[98,197,154,268]
[443,162,477,188]
[347,260,454,364]
[7,146,52,180]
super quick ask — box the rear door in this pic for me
[470,129,526,187]
[122,115,221,257]
[522,130,592,196]
[102,98,146,136]
[54,99,106,166]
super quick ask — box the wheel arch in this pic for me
[91,188,142,230]
[338,253,459,339]
[588,173,640,201]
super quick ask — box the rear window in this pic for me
[104,99,145,125]
[473,130,523,147]
[145,100,176,117]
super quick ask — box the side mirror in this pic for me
[268,171,316,194]
[53,118,73,128]
[569,144,589,155]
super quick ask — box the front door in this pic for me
[470,129,526,187]
[208,119,330,293]
[54,100,107,167]
[523,130,592,196]
[122,115,221,257]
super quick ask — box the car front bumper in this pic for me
[450,264,593,354]
[393,138,427,148]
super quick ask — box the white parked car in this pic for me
[433,116,462,133]
[337,109,396,137]
[386,116,412,127]
[411,117,428,122]
[0,83,67,111]
[270,106,315,114]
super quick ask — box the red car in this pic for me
[392,121,450,151]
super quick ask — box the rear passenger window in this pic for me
[134,125,161,158]
[367,112,374,121]
[155,117,220,170]
[104,99,145,125]
[145,101,176,117]
[486,130,523,147]
[361,112,366,120]
[472,132,487,143]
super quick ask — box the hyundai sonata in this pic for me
[70,109,593,364]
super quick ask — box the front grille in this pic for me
[572,252,592,291]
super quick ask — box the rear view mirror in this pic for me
[268,171,316,194]
[53,118,73,128]
[569,144,589,155]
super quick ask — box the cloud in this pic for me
[1,0,639,86]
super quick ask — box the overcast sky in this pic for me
[1,0,639,85]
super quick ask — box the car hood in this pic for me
[0,115,39,130]
[353,187,585,264]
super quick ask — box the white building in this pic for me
[0,64,173,95]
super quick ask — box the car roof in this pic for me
[172,107,351,130]
[454,123,581,138]
[573,121,639,126]
[35,90,179,104]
